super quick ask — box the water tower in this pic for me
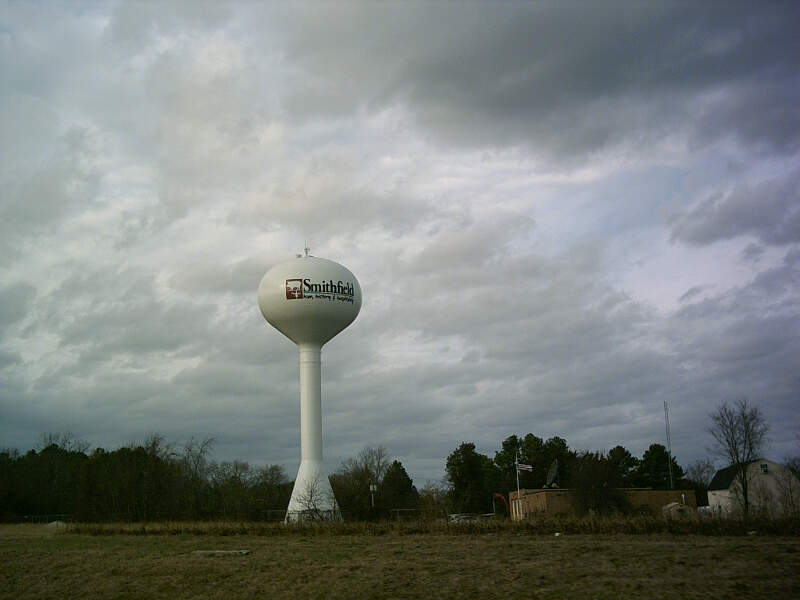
[258,251,362,520]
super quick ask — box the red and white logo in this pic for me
[285,279,303,299]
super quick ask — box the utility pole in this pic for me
[664,400,674,489]
[515,448,521,520]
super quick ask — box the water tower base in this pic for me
[285,509,342,522]
[285,459,341,522]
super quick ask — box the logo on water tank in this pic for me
[285,279,303,299]
[285,278,355,303]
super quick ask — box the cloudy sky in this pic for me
[1,1,798,485]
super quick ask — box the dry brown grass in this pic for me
[3,523,799,599]
[65,514,800,536]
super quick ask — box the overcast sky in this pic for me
[1,1,798,486]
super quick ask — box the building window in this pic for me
[760,463,768,474]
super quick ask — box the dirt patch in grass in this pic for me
[2,525,799,599]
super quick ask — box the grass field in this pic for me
[2,523,799,599]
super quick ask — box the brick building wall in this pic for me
[509,488,696,520]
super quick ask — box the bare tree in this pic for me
[418,479,450,519]
[142,433,173,460]
[333,446,391,518]
[296,474,334,521]
[685,459,716,487]
[181,437,216,480]
[708,399,769,518]
[785,433,800,479]
[38,432,90,453]
[351,445,390,483]
[775,466,800,517]
[181,436,216,517]
[776,434,800,517]
[209,460,253,519]
[787,455,800,480]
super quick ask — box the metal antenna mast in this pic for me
[664,400,674,489]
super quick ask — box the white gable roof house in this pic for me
[708,459,800,517]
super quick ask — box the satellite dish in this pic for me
[258,254,362,520]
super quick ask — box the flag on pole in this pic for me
[516,463,533,472]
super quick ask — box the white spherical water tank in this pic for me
[258,254,362,520]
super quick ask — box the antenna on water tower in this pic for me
[664,400,674,490]
[258,252,362,521]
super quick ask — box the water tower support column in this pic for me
[285,342,339,520]
[299,343,322,464]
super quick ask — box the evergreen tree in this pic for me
[635,444,684,489]
[571,452,627,514]
[379,460,419,512]
[607,445,639,487]
[446,442,497,513]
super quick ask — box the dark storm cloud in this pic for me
[0,283,36,331]
[671,169,800,246]
[338,225,681,456]
[741,243,765,263]
[694,79,800,155]
[275,2,800,159]
[0,127,100,250]
[346,215,799,464]
[61,300,210,357]
[0,349,21,370]
[36,267,212,365]
[668,248,800,433]
[679,286,706,303]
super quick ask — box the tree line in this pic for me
[445,400,799,519]
[0,431,693,522]
[0,433,289,522]
[444,434,699,516]
[3,399,794,522]
[0,434,422,522]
